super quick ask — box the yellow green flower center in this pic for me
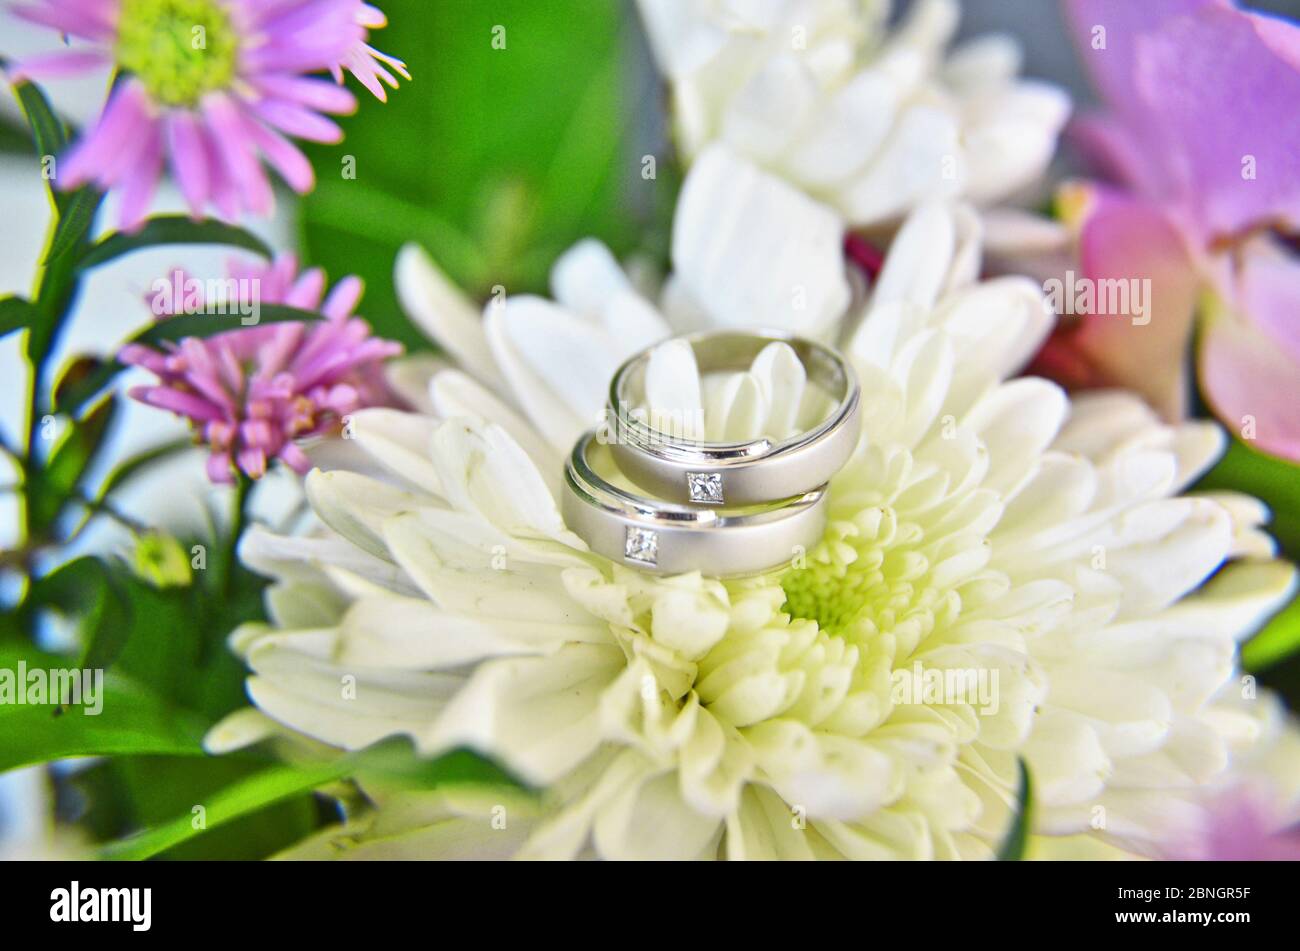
[781,505,937,641]
[115,0,239,107]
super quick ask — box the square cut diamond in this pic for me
[687,472,724,504]
[624,526,659,565]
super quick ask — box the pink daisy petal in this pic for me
[321,275,363,319]
[244,118,316,194]
[9,49,110,82]
[202,94,275,217]
[60,79,151,188]
[11,0,117,41]
[279,441,313,474]
[116,123,165,232]
[164,112,212,219]
[206,451,236,484]
[251,97,347,143]
[131,384,226,423]
[252,74,357,114]
[285,267,327,309]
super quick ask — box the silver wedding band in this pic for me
[563,432,828,576]
[607,330,860,506]
[561,330,859,576]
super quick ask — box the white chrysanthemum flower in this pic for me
[208,167,1300,858]
[635,0,1071,226]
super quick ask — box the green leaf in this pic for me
[78,216,274,271]
[100,760,340,860]
[29,395,118,534]
[31,556,132,671]
[100,739,526,860]
[75,754,321,860]
[44,186,104,264]
[0,295,39,339]
[135,303,322,346]
[1243,594,1300,672]
[997,759,1033,861]
[11,79,69,189]
[0,646,208,773]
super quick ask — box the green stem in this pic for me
[222,474,251,596]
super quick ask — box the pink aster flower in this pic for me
[121,255,403,484]
[7,0,402,230]
[333,3,409,102]
[1035,0,1300,462]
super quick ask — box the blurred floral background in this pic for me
[2,0,1300,860]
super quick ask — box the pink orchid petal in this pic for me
[1069,189,1202,419]
[1067,0,1300,240]
[1200,298,1300,462]
[1235,236,1300,365]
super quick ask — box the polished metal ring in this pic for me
[563,431,828,576]
[607,330,860,506]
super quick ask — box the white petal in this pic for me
[347,408,444,496]
[425,645,626,785]
[644,338,704,440]
[961,81,1071,204]
[484,296,610,451]
[429,369,562,492]
[705,371,767,441]
[721,53,817,163]
[394,244,503,391]
[593,765,724,860]
[964,378,1068,498]
[305,469,428,560]
[673,145,849,339]
[784,68,899,188]
[384,353,446,415]
[550,239,671,355]
[429,418,578,545]
[836,107,962,225]
[749,341,806,439]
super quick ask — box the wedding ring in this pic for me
[607,330,860,506]
[563,431,827,576]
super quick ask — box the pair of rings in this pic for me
[561,330,861,576]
